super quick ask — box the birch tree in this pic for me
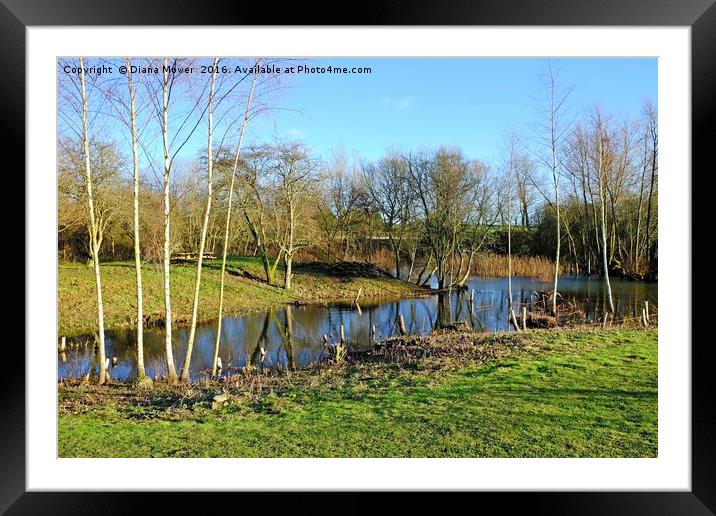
[535,63,572,316]
[181,58,218,381]
[213,61,260,377]
[591,108,615,313]
[147,57,207,382]
[504,132,522,330]
[125,58,150,384]
[643,101,658,277]
[159,60,179,381]
[78,58,108,384]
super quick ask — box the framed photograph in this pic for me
[5,0,712,512]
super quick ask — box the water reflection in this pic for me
[58,275,657,382]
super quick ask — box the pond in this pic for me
[58,275,657,382]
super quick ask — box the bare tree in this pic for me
[590,108,615,313]
[235,145,283,285]
[643,100,658,277]
[269,141,319,290]
[78,58,108,384]
[146,57,208,382]
[363,153,413,279]
[316,149,362,261]
[407,148,479,290]
[159,59,178,381]
[534,62,572,316]
[181,58,219,381]
[503,133,523,330]
[125,58,150,384]
[514,154,537,227]
[213,61,260,377]
[453,159,497,287]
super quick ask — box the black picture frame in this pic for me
[3,0,711,513]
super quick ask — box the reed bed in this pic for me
[471,253,555,280]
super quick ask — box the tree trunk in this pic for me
[213,64,258,376]
[457,249,476,287]
[126,59,148,383]
[161,58,178,382]
[552,175,561,316]
[283,197,296,291]
[508,203,519,331]
[284,254,293,290]
[79,58,107,385]
[644,137,657,272]
[181,60,218,381]
[598,135,615,313]
[391,238,401,280]
[415,250,432,286]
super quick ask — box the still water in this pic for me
[58,275,657,382]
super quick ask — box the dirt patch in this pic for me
[294,261,396,279]
[526,312,558,329]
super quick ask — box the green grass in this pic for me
[58,328,657,457]
[58,256,422,336]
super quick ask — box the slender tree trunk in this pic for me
[598,136,615,313]
[284,254,293,290]
[389,234,401,280]
[506,162,520,331]
[79,58,107,384]
[635,142,647,264]
[284,201,295,291]
[126,59,148,383]
[406,240,418,283]
[552,176,561,316]
[457,249,476,287]
[644,138,657,271]
[161,58,178,382]
[508,208,517,329]
[415,250,433,286]
[213,64,258,376]
[547,66,561,317]
[181,60,218,381]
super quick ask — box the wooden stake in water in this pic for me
[354,288,362,306]
[522,307,527,332]
[340,324,346,345]
[644,301,650,324]
[397,313,408,336]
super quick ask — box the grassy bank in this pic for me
[58,257,424,337]
[58,328,657,458]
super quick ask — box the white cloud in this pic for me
[379,96,415,110]
[394,96,415,110]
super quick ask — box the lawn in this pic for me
[58,328,657,458]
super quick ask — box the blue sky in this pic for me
[59,57,657,175]
[250,57,657,164]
